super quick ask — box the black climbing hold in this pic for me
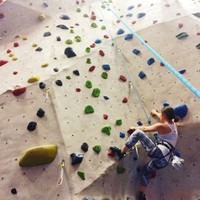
[138,71,146,79]
[64,47,77,58]
[56,24,69,30]
[27,121,37,131]
[53,68,59,72]
[147,58,155,65]
[70,152,84,165]
[132,49,140,55]
[57,36,61,41]
[103,96,109,100]
[39,82,46,89]
[43,32,51,37]
[193,12,200,18]
[37,108,45,118]
[55,80,63,86]
[35,47,43,52]
[81,142,89,152]
[11,188,17,195]
[73,70,80,76]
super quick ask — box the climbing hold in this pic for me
[60,14,70,20]
[103,114,108,120]
[90,43,96,48]
[92,88,101,97]
[82,198,96,200]
[137,121,143,126]
[76,8,81,12]
[91,23,98,28]
[37,108,45,118]
[70,29,74,34]
[73,70,80,76]
[101,25,106,30]
[54,68,59,72]
[65,39,73,45]
[196,43,200,49]
[119,75,127,82]
[43,32,51,37]
[12,87,26,96]
[39,82,46,89]
[83,13,89,17]
[178,23,183,29]
[27,121,37,131]
[119,132,125,138]
[138,71,146,79]
[90,14,96,20]
[28,76,40,83]
[101,125,111,135]
[93,145,101,153]
[147,58,155,65]
[85,80,92,88]
[101,72,108,79]
[43,1,48,7]
[122,97,128,103]
[127,5,134,10]
[70,152,84,165]
[64,47,77,58]
[32,43,38,47]
[77,171,85,180]
[7,49,11,53]
[57,36,61,41]
[76,88,81,92]
[0,60,8,67]
[103,96,109,100]
[115,119,122,126]
[117,166,126,174]
[19,144,58,167]
[84,105,94,114]
[81,142,89,152]
[132,20,137,24]
[85,47,91,53]
[104,34,109,39]
[102,64,110,71]
[86,58,91,64]
[41,63,48,68]
[89,66,95,72]
[99,50,105,57]
[13,42,19,47]
[0,13,5,19]
[75,35,81,42]
[95,39,101,44]
[163,102,170,107]
[56,24,68,29]
[11,188,17,195]
[179,69,186,74]
[176,32,189,39]
[38,13,46,21]
[193,12,200,18]
[126,13,133,17]
[173,104,188,119]
[124,33,133,40]
[132,49,140,55]
[35,47,43,51]
[117,28,125,35]
[137,13,146,18]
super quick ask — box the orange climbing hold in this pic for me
[12,87,26,96]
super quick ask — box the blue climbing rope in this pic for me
[95,2,151,124]
[108,7,200,99]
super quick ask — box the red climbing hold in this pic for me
[122,97,128,103]
[197,32,200,36]
[103,114,108,120]
[160,62,165,66]
[117,19,120,23]
[76,88,81,92]
[107,149,115,157]
[132,21,137,24]
[13,71,18,75]
[14,42,19,47]
[91,15,96,20]
[104,35,109,39]
[7,49,11,53]
[90,43,95,48]
[12,87,26,96]
[178,23,183,29]
[89,65,95,72]
[119,75,127,82]
[0,13,5,19]
[99,50,105,57]
[0,60,8,67]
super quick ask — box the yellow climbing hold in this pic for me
[32,43,38,47]
[9,53,14,57]
[28,76,40,83]
[19,144,58,167]
[12,57,18,61]
[22,37,28,40]
[41,63,49,68]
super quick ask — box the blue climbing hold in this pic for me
[137,121,143,126]
[124,33,133,40]
[133,156,138,161]
[117,28,125,35]
[138,71,146,79]
[163,102,170,107]
[127,5,134,10]
[147,58,155,65]
[179,69,186,74]
[119,132,125,138]
[126,13,133,17]
[95,39,102,44]
[132,49,140,55]
[137,13,146,19]
[173,104,188,119]
[102,64,111,71]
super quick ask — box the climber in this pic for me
[110,106,179,200]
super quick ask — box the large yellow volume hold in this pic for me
[19,144,58,167]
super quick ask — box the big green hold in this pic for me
[19,144,58,167]
[85,105,94,114]
[101,125,111,135]
[77,171,85,180]
[85,80,92,88]
[92,88,100,97]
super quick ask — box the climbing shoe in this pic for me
[137,192,146,200]
[109,146,125,159]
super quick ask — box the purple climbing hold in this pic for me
[60,14,70,20]
[147,58,155,65]
[137,13,146,18]
[125,34,133,40]
[137,121,143,126]
[173,104,188,119]
[64,47,77,58]
[126,13,133,17]
[117,28,125,35]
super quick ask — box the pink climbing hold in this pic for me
[178,23,183,29]
[137,4,142,7]
[104,35,109,39]
[132,21,137,24]
[89,65,95,72]
[0,13,5,19]
[122,97,128,103]
[117,19,120,23]
[91,12,96,20]
[119,75,127,82]
[99,50,105,57]
[197,32,200,36]
[103,114,108,120]
[12,87,26,96]
[0,60,8,67]
[14,42,19,47]
[90,43,95,48]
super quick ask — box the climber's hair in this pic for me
[161,106,179,122]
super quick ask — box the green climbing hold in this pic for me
[115,119,122,126]
[176,32,189,39]
[75,35,81,42]
[70,29,74,34]
[66,75,71,80]
[77,171,85,180]
[111,43,114,46]
[85,105,94,114]
[83,14,89,17]
[65,39,73,45]
[117,166,126,174]
[91,23,98,28]
[86,58,91,64]
[101,5,106,9]
[92,88,101,97]
[93,145,101,153]
[101,125,111,135]
[85,80,92,88]
[76,8,81,12]
[85,47,91,53]
[101,72,108,79]
[101,25,106,30]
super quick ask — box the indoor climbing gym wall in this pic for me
[0,0,200,200]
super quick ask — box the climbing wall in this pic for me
[0,0,200,200]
